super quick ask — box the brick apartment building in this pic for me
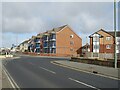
[28,25,82,56]
[89,29,120,58]
[28,35,43,53]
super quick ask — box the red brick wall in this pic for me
[90,38,93,52]
[90,30,115,53]
[56,26,82,56]
[99,44,114,53]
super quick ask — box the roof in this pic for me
[43,25,67,35]
[89,29,104,38]
[89,29,120,38]
[82,43,90,49]
[20,39,30,45]
[108,31,120,37]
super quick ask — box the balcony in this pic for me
[50,34,56,41]
[43,36,49,42]
[51,45,56,48]
[43,42,48,48]
[35,41,41,43]
[50,38,56,41]
[34,38,41,43]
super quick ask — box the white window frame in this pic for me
[106,36,111,41]
[106,45,111,49]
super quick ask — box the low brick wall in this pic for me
[71,57,120,68]
[23,52,71,57]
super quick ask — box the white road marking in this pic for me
[3,66,20,88]
[27,62,56,74]
[3,69,15,88]
[38,66,56,74]
[69,78,100,90]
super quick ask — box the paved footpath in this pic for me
[52,60,120,79]
[0,58,13,89]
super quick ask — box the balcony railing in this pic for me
[51,45,56,48]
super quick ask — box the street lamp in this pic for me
[114,0,117,68]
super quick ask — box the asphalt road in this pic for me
[2,56,119,88]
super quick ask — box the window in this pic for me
[106,36,111,41]
[36,43,40,48]
[50,34,56,39]
[51,48,56,53]
[93,45,99,50]
[70,48,73,51]
[70,35,74,38]
[93,36,99,42]
[70,41,74,45]
[117,45,120,50]
[43,42,48,47]
[106,45,111,49]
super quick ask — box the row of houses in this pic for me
[18,25,120,59]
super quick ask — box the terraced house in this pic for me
[28,25,82,56]
[89,29,120,59]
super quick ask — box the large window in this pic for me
[50,42,56,47]
[43,36,48,41]
[93,45,99,50]
[93,34,100,53]
[43,42,48,47]
[50,34,56,39]
[93,36,99,42]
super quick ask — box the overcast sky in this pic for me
[1,0,119,48]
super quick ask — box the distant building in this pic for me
[81,43,90,57]
[28,25,82,56]
[19,39,30,52]
[89,29,120,58]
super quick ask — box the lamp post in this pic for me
[114,0,117,68]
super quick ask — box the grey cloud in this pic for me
[2,2,113,34]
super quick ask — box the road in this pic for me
[2,56,119,88]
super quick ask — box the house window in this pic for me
[70,35,74,38]
[70,41,74,45]
[93,36,99,42]
[106,36,111,41]
[70,48,73,51]
[106,45,111,49]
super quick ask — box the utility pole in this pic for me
[114,0,117,68]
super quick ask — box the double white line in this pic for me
[3,66,20,89]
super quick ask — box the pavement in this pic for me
[52,60,119,79]
[3,56,119,88]
[0,57,18,89]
